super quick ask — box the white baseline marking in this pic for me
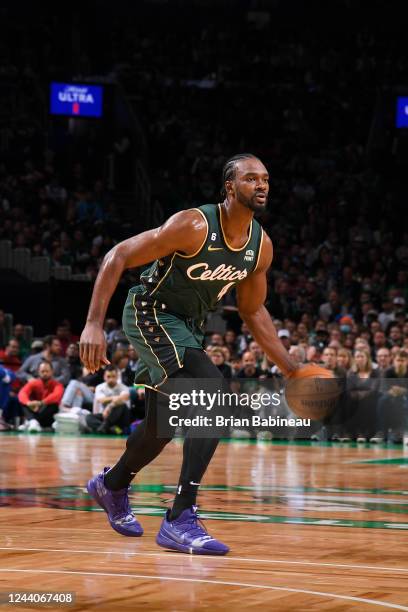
[0,568,407,610]
[0,546,407,574]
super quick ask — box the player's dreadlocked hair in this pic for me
[220,153,259,198]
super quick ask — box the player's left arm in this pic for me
[237,232,297,378]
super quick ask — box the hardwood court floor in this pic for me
[1,433,408,611]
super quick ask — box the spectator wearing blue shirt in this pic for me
[0,365,16,431]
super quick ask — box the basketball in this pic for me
[285,365,342,421]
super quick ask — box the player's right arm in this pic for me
[80,209,207,372]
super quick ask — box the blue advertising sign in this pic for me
[396,97,408,128]
[50,82,103,118]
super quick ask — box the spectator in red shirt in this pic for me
[18,361,63,431]
[0,338,22,372]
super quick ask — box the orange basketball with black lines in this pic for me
[285,365,342,421]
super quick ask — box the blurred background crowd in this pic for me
[0,0,407,440]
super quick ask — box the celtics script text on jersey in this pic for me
[139,203,263,321]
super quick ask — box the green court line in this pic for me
[2,483,408,497]
[126,483,408,496]
[61,504,408,530]
[352,457,408,465]
[2,484,408,528]
[3,486,408,515]
[0,431,405,449]
[257,496,408,515]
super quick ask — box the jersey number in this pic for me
[217,282,234,302]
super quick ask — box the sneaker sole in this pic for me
[156,532,229,555]
[86,478,143,537]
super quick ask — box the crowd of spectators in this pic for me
[0,316,145,434]
[0,310,407,442]
[0,165,133,281]
[2,3,408,288]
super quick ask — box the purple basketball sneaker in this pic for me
[156,506,229,555]
[86,466,143,537]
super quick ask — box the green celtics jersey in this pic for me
[137,203,264,322]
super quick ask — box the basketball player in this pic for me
[80,153,298,555]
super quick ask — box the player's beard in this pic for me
[237,188,268,212]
